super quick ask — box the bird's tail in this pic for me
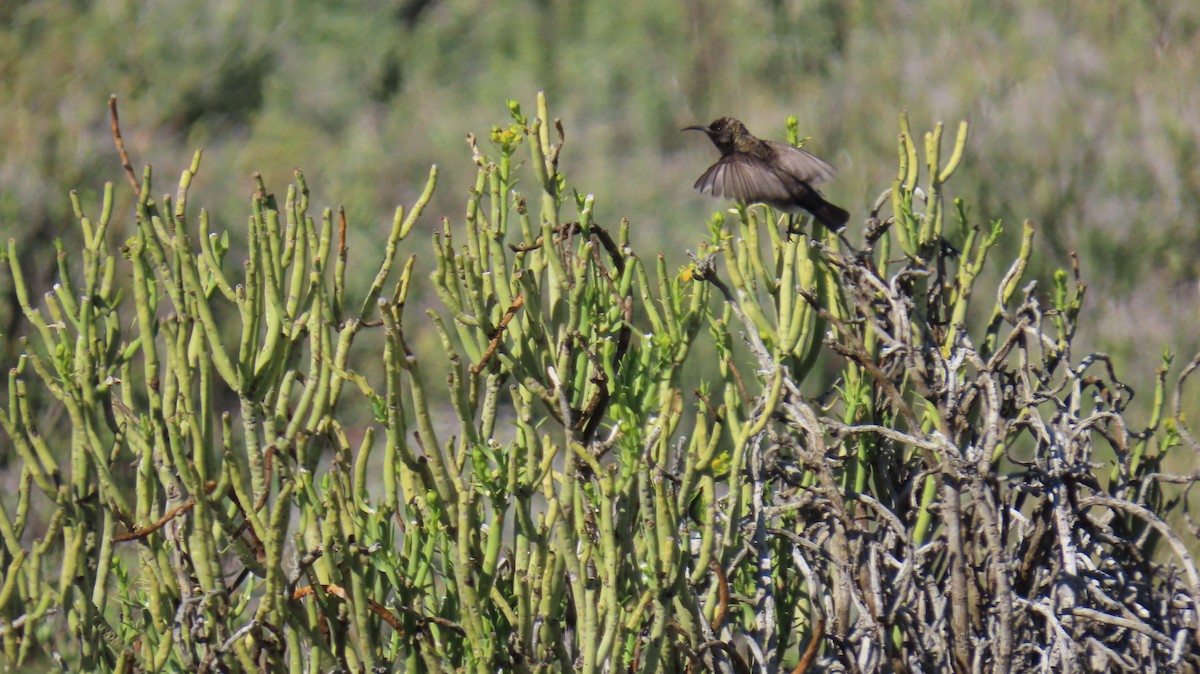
[809,197,850,231]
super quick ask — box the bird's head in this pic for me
[681,116,746,153]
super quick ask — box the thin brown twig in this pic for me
[108,95,141,197]
[338,207,348,257]
[111,498,195,543]
[791,618,825,674]
[292,584,421,635]
[471,294,525,374]
[111,480,218,543]
[509,237,543,252]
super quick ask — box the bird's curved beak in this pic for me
[680,125,709,134]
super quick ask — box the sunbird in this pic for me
[683,116,849,230]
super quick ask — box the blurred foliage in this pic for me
[1,0,1198,387]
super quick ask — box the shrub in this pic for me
[1,93,1197,672]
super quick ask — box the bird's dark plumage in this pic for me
[684,116,849,230]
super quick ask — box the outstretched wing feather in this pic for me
[693,154,793,204]
[767,140,838,185]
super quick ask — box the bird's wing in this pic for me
[693,153,794,205]
[767,141,838,185]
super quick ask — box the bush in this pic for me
[1,93,1197,673]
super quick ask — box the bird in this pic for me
[683,116,849,231]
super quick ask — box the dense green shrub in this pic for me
[0,93,1197,673]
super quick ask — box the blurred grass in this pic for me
[1,0,1198,398]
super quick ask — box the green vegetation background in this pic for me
[2,0,1197,391]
